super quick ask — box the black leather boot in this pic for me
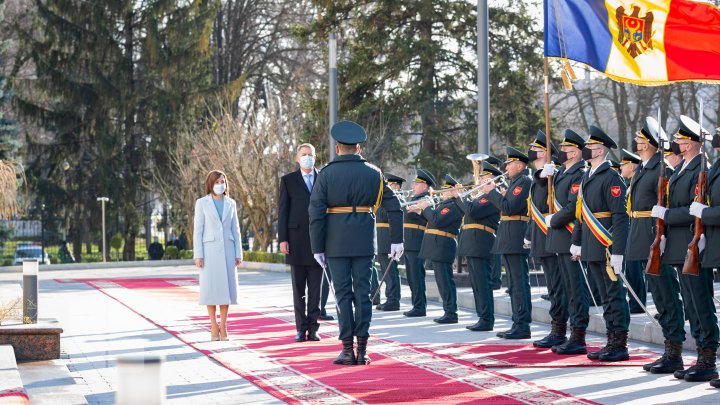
[649,341,684,374]
[333,337,356,365]
[553,328,587,355]
[533,321,567,348]
[599,330,629,362]
[684,347,718,382]
[643,340,670,371]
[356,336,371,365]
[587,332,613,360]
[710,378,720,388]
[674,348,701,380]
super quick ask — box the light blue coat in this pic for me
[193,194,242,305]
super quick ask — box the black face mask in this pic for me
[556,151,569,164]
[527,149,540,162]
[581,147,594,161]
[631,139,639,153]
[712,134,720,149]
[670,141,682,155]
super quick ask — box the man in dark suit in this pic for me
[278,143,325,343]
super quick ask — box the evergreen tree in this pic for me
[0,0,18,161]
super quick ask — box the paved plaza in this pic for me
[0,265,718,404]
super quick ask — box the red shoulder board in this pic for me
[611,186,621,197]
[512,186,522,196]
[570,184,580,194]
[440,207,450,215]
[479,197,488,204]
[695,184,699,196]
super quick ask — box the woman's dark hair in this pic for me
[204,170,229,196]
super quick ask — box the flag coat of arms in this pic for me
[545,0,720,84]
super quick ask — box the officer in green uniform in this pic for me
[526,131,568,348]
[402,169,435,317]
[656,115,718,382]
[481,147,532,339]
[375,174,406,311]
[309,121,404,366]
[628,117,685,374]
[452,162,501,331]
[692,128,720,388]
[572,125,630,362]
[485,155,505,291]
[546,129,590,354]
[411,175,463,323]
[619,148,647,314]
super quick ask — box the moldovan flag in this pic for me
[544,0,720,84]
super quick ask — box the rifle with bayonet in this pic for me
[646,110,666,276]
[682,100,707,276]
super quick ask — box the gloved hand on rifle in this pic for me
[690,202,708,218]
[651,205,668,219]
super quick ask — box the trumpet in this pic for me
[400,195,441,210]
[429,184,474,195]
[456,171,509,199]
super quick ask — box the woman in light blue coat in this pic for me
[194,170,243,341]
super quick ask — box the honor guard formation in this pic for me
[308,118,720,389]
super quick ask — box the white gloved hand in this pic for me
[545,214,554,226]
[313,253,326,267]
[523,238,532,249]
[660,235,666,254]
[539,163,556,179]
[611,254,624,274]
[570,244,581,258]
[699,234,706,253]
[389,243,405,261]
[690,202,708,218]
[651,205,668,219]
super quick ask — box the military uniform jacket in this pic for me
[700,159,720,267]
[547,161,584,254]
[626,154,673,261]
[418,199,462,263]
[487,172,532,254]
[453,194,500,258]
[572,161,629,262]
[309,154,403,257]
[375,207,391,255]
[526,169,553,258]
[404,192,429,252]
[662,154,703,265]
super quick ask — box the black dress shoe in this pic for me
[295,332,307,342]
[433,314,459,324]
[403,308,426,317]
[307,332,321,341]
[466,320,493,331]
[653,313,660,320]
[496,329,513,338]
[491,284,502,291]
[503,329,531,339]
[630,308,645,314]
[376,303,401,311]
[319,314,335,321]
[710,378,720,388]
[540,294,550,301]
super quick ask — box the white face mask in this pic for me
[299,155,315,170]
[213,183,226,195]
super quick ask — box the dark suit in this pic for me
[279,168,323,334]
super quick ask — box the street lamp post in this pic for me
[97,197,109,262]
[40,203,45,264]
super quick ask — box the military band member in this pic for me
[452,162,502,331]
[657,116,718,382]
[690,127,720,388]
[481,147,533,339]
[526,132,568,347]
[628,118,685,374]
[486,155,505,291]
[402,169,435,317]
[411,175,463,324]
[572,125,631,362]
[665,141,683,169]
[546,129,590,354]
[375,174,406,311]
[309,121,404,365]
[619,148,648,314]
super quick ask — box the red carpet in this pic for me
[71,277,602,404]
[0,389,30,405]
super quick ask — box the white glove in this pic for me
[389,243,405,261]
[523,238,532,249]
[570,244,581,258]
[539,163,556,178]
[690,202,708,218]
[611,254,624,275]
[651,205,668,219]
[699,234,706,253]
[313,253,326,267]
[660,235,666,254]
[545,214,554,226]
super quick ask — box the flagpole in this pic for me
[544,57,554,212]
